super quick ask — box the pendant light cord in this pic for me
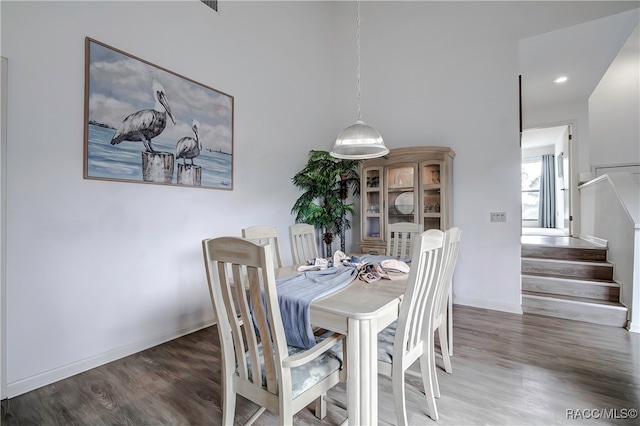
[356,0,362,121]
[330,0,388,159]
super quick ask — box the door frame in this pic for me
[559,124,573,236]
[521,121,575,236]
[1,56,7,399]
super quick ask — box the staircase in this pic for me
[521,235,628,327]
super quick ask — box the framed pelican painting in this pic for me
[83,38,234,190]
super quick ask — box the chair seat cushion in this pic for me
[378,320,397,364]
[245,331,343,399]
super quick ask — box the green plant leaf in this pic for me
[291,150,361,250]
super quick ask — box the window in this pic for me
[522,158,541,221]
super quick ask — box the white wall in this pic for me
[580,174,639,330]
[330,1,523,313]
[0,56,7,399]
[1,0,335,396]
[519,8,639,237]
[586,25,640,331]
[2,0,635,397]
[589,24,640,170]
[524,102,589,171]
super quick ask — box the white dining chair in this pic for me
[202,236,346,425]
[386,222,422,258]
[242,225,283,269]
[289,223,319,264]
[377,229,446,425]
[431,227,462,396]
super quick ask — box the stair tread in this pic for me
[522,257,613,266]
[521,235,606,249]
[521,274,619,286]
[520,238,625,328]
[522,291,627,309]
[521,243,606,250]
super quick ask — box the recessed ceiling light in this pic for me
[553,76,568,84]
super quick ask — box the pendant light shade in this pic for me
[331,119,388,159]
[330,1,388,160]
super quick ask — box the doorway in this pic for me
[521,124,572,236]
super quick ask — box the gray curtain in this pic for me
[538,154,556,228]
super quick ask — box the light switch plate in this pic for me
[490,212,507,222]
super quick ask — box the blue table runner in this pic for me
[275,267,357,348]
[275,254,408,349]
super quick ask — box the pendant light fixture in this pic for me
[331,1,388,160]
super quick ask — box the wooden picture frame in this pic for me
[84,38,234,190]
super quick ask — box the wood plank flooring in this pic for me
[520,235,606,249]
[2,305,639,425]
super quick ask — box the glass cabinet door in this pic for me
[362,167,383,240]
[422,162,442,230]
[386,164,417,225]
[358,147,454,257]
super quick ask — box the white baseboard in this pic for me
[5,297,536,398]
[454,297,523,314]
[628,321,640,333]
[6,318,215,398]
[579,234,608,247]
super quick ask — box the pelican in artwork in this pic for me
[110,80,176,153]
[176,119,201,165]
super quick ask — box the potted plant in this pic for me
[291,150,361,257]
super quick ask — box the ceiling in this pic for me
[521,126,567,150]
[519,6,639,149]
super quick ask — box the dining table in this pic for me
[276,263,409,425]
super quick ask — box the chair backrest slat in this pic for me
[394,229,445,358]
[242,225,283,269]
[216,262,248,379]
[387,222,422,258]
[434,228,462,324]
[289,223,319,264]
[410,248,439,349]
[243,269,264,388]
[202,237,288,398]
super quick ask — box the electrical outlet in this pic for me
[490,212,507,222]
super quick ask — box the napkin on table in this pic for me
[381,259,410,274]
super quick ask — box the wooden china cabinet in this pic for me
[358,146,455,254]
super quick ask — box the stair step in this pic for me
[521,258,613,281]
[522,292,627,327]
[521,245,607,262]
[522,274,620,301]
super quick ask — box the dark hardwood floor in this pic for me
[2,306,638,425]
